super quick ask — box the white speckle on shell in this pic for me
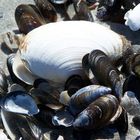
[124,4,140,31]
[14,21,127,86]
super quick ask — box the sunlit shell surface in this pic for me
[16,21,129,86]
[124,4,140,31]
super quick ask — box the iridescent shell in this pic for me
[13,21,130,86]
[68,85,112,115]
[73,94,119,130]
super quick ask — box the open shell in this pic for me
[13,21,130,86]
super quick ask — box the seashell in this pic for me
[73,94,119,130]
[73,0,94,21]
[52,110,74,127]
[88,49,124,98]
[68,84,112,115]
[30,88,64,110]
[34,104,55,128]
[64,75,89,96]
[7,53,30,87]
[26,116,47,140]
[9,83,26,92]
[0,67,8,95]
[111,106,128,134]
[15,4,46,34]
[1,109,35,140]
[34,0,57,22]
[49,0,68,4]
[124,4,140,31]
[59,90,71,106]
[0,91,39,116]
[121,91,140,115]
[13,21,130,86]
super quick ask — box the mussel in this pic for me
[0,67,8,96]
[73,94,119,130]
[68,85,112,115]
[88,49,124,99]
[34,104,55,128]
[65,75,90,96]
[12,21,130,86]
[34,0,57,22]
[1,109,35,140]
[15,4,46,34]
[7,53,30,88]
[0,90,39,116]
[73,0,94,21]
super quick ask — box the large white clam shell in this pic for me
[124,4,140,31]
[13,21,129,86]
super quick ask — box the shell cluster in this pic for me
[0,0,140,139]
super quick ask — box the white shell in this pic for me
[14,21,127,86]
[124,4,140,31]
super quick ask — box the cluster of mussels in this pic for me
[0,0,140,140]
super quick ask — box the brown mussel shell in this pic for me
[88,49,123,98]
[73,94,119,130]
[34,0,57,22]
[73,0,94,21]
[68,85,112,115]
[15,4,46,34]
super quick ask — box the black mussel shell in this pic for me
[52,109,74,127]
[34,0,57,22]
[68,85,112,116]
[34,104,55,128]
[88,49,123,98]
[1,109,35,140]
[15,4,46,34]
[112,107,128,134]
[0,67,8,95]
[30,88,63,110]
[1,91,39,116]
[65,75,88,96]
[82,53,99,84]
[73,94,119,130]
[7,53,30,88]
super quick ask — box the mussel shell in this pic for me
[15,4,46,34]
[1,91,39,116]
[13,21,129,86]
[65,75,88,96]
[1,109,35,140]
[34,0,57,22]
[112,106,128,134]
[0,67,8,95]
[68,85,112,115]
[73,0,94,21]
[7,53,29,87]
[73,94,119,130]
[88,49,123,98]
[30,88,64,110]
[52,109,74,127]
[34,104,55,128]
